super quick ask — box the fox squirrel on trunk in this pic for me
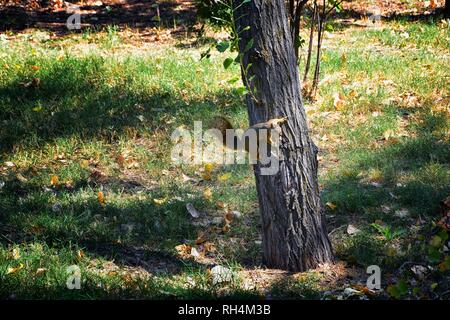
[207,116,288,153]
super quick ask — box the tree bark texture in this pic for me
[233,0,333,271]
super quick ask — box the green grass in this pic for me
[0,18,449,299]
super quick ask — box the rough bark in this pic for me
[233,0,333,271]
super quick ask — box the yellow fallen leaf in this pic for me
[333,92,346,111]
[348,89,358,99]
[222,224,230,233]
[204,163,214,173]
[6,263,24,275]
[218,173,231,182]
[80,159,90,168]
[153,198,167,205]
[203,188,213,200]
[12,248,20,260]
[326,202,337,210]
[175,244,192,255]
[50,175,59,186]
[97,191,106,205]
[77,250,85,259]
[216,201,227,209]
[383,129,395,141]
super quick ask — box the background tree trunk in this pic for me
[233,0,333,271]
[445,0,450,18]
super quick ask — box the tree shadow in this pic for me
[0,0,197,35]
[0,57,244,154]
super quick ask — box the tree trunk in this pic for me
[445,0,450,18]
[233,0,333,271]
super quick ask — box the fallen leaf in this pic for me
[153,198,167,205]
[222,224,230,233]
[80,159,90,168]
[333,92,346,110]
[12,248,20,260]
[190,247,200,258]
[204,163,214,173]
[175,244,192,255]
[203,188,213,200]
[218,173,231,182]
[35,268,47,275]
[347,224,361,235]
[216,201,227,209]
[202,172,212,181]
[98,191,106,205]
[326,202,337,210]
[6,263,24,275]
[50,175,59,186]
[224,212,234,225]
[5,161,15,168]
[16,173,28,183]
[117,154,125,167]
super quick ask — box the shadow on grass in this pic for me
[0,0,197,34]
[0,56,244,153]
[323,112,449,219]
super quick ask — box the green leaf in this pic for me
[227,76,240,84]
[244,38,254,53]
[236,86,248,95]
[216,41,230,53]
[223,57,234,69]
[295,35,305,49]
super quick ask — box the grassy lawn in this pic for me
[0,16,449,299]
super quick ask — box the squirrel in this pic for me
[207,116,288,153]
